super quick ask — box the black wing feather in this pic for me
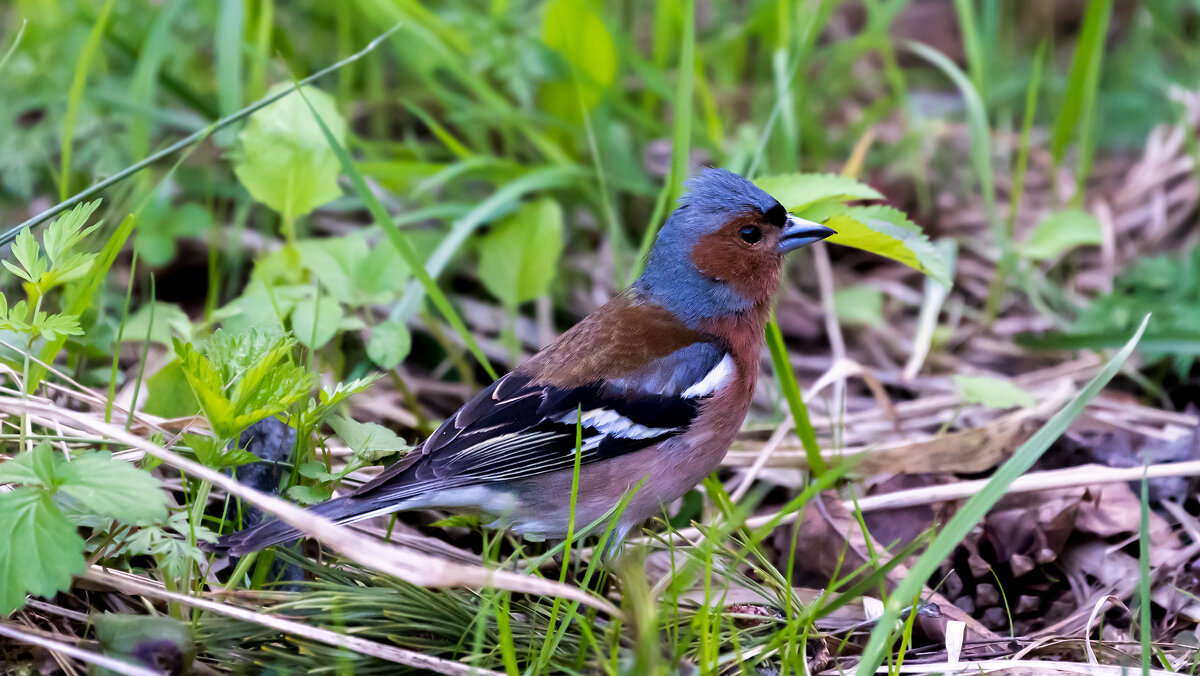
[350,345,725,501]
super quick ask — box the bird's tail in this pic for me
[209,496,396,556]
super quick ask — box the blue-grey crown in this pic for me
[677,168,780,225]
[634,168,781,326]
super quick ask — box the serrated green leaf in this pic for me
[1022,208,1102,261]
[756,173,884,211]
[42,200,101,266]
[366,319,411,369]
[328,414,412,462]
[8,229,44,284]
[953,375,1036,409]
[56,452,167,524]
[35,312,84,341]
[826,206,952,287]
[0,443,57,487]
[233,84,346,222]
[184,433,259,469]
[173,339,237,437]
[477,198,564,309]
[0,487,86,615]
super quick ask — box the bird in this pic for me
[214,168,834,556]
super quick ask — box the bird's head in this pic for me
[636,168,834,326]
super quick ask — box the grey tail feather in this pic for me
[210,496,389,557]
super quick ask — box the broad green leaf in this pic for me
[478,198,564,309]
[291,293,343,349]
[756,173,883,211]
[542,0,616,108]
[123,302,192,346]
[233,84,347,223]
[143,360,201,419]
[833,285,884,327]
[366,319,411,369]
[56,452,167,524]
[0,487,86,615]
[0,443,57,487]
[953,375,1036,409]
[328,414,412,462]
[1022,208,1102,261]
[826,206,952,287]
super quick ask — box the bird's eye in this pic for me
[739,225,762,244]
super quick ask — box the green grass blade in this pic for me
[1050,0,1114,175]
[952,0,986,104]
[905,41,996,236]
[856,314,1150,676]
[765,316,825,476]
[60,0,118,201]
[292,81,498,380]
[985,41,1046,319]
[668,0,695,204]
[0,19,26,75]
[216,0,245,119]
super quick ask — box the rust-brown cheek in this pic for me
[688,214,783,302]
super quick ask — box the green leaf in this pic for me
[952,375,1036,409]
[35,312,84,341]
[56,453,168,524]
[756,173,883,211]
[123,302,193,346]
[0,443,57,487]
[833,285,884,327]
[42,200,101,268]
[185,433,259,469]
[477,198,564,308]
[826,206,952,287]
[287,484,333,505]
[542,0,617,108]
[1022,208,1103,261]
[144,360,201,419]
[366,319,412,369]
[174,338,238,437]
[328,414,412,462]
[291,293,343,349]
[0,487,86,616]
[233,83,347,222]
[174,329,312,440]
[7,228,45,284]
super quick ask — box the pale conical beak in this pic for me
[777,214,835,254]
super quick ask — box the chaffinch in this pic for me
[216,168,833,555]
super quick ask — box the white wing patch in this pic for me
[549,408,676,440]
[682,353,735,399]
